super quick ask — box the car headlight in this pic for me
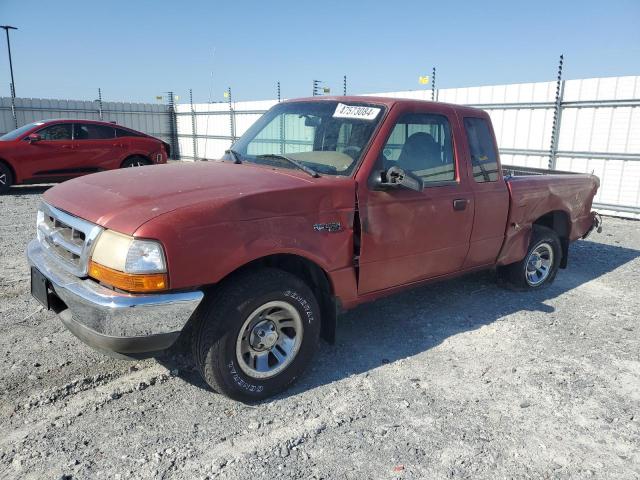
[89,230,168,293]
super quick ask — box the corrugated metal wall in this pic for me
[0,96,172,144]
[176,99,276,160]
[176,75,640,215]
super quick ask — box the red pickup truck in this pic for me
[27,97,600,401]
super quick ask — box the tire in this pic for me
[498,225,562,290]
[0,162,13,194]
[121,156,150,168]
[191,268,321,402]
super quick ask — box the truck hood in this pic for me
[44,162,350,235]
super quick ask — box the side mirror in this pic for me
[377,166,424,192]
[26,133,42,143]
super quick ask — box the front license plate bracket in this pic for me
[30,267,50,310]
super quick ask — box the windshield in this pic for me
[0,122,44,141]
[227,101,385,176]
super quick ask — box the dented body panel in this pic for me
[45,161,358,292]
[496,174,600,266]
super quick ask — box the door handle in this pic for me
[453,199,468,211]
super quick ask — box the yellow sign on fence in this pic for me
[418,76,430,85]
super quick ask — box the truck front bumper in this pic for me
[27,239,204,356]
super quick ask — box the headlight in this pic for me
[89,230,168,292]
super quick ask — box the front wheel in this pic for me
[0,163,13,194]
[191,269,321,402]
[498,225,562,290]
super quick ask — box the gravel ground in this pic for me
[1,186,639,480]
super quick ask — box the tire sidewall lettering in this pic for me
[227,360,264,393]
[284,289,315,325]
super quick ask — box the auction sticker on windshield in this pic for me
[333,103,381,121]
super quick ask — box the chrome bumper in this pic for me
[27,239,204,355]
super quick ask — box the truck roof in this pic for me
[284,95,488,117]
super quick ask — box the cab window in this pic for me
[74,124,115,140]
[464,117,499,182]
[115,128,142,138]
[36,124,72,141]
[381,113,455,183]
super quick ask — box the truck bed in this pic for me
[496,167,600,266]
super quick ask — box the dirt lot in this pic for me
[1,186,639,480]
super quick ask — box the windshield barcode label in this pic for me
[333,103,381,121]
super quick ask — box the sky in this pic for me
[1,0,639,104]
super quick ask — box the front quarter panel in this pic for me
[133,180,357,291]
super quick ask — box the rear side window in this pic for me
[75,124,115,140]
[464,117,499,182]
[36,124,72,141]
[115,128,142,138]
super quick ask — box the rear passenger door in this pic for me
[357,105,475,294]
[73,123,121,171]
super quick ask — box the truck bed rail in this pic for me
[502,164,578,177]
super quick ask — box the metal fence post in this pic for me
[549,54,565,170]
[166,91,179,160]
[97,88,103,120]
[343,75,347,96]
[431,67,436,102]
[227,87,235,143]
[9,83,17,129]
[189,88,198,160]
[277,81,284,154]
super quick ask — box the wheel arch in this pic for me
[210,253,338,344]
[532,210,570,268]
[120,154,151,168]
[0,158,17,184]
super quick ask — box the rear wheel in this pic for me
[121,156,150,168]
[498,225,562,290]
[191,268,321,402]
[0,163,13,194]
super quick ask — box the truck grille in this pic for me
[37,203,103,277]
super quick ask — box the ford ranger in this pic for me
[27,97,601,401]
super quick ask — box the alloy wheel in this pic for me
[525,242,554,286]
[235,300,304,379]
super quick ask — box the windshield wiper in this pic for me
[225,149,242,164]
[256,154,320,178]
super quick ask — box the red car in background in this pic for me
[0,119,170,193]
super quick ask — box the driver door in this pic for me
[18,123,76,180]
[356,105,474,294]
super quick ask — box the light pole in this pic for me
[1,26,17,97]
[1,25,18,128]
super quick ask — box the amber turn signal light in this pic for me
[88,261,168,293]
